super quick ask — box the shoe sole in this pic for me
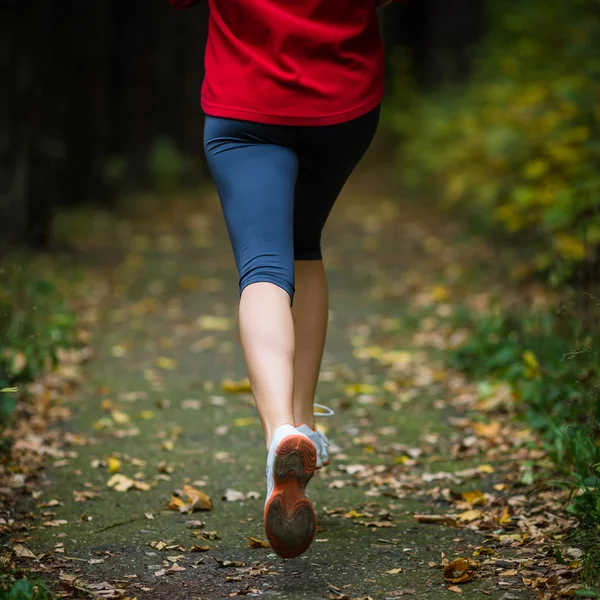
[264,435,317,559]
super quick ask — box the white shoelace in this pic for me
[313,403,334,417]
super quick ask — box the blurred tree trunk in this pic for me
[0,0,208,249]
[381,0,485,89]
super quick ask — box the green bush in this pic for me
[388,0,600,282]
[0,260,77,421]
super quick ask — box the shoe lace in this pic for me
[313,403,334,417]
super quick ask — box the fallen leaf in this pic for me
[168,485,212,513]
[361,521,395,528]
[107,457,121,473]
[344,383,380,396]
[386,568,404,575]
[442,558,480,583]
[233,417,258,427]
[473,421,501,439]
[413,514,457,525]
[456,509,483,523]
[461,490,485,505]
[247,537,269,549]
[498,506,511,525]
[13,544,36,559]
[447,585,462,593]
[110,409,130,425]
[214,557,246,568]
[498,569,518,577]
[198,315,232,331]
[156,357,177,370]
[190,545,210,552]
[222,378,252,393]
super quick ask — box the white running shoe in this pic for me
[264,424,317,559]
[296,403,334,469]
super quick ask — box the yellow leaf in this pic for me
[461,490,486,506]
[167,496,186,511]
[247,537,270,549]
[197,315,232,331]
[183,484,212,511]
[473,421,500,439]
[430,285,449,302]
[190,544,210,552]
[385,568,403,575]
[476,464,495,474]
[162,440,174,452]
[343,510,367,519]
[107,458,121,473]
[222,378,252,393]
[344,383,379,397]
[456,509,483,523]
[472,547,495,557]
[93,417,114,431]
[156,357,177,370]
[498,506,511,525]
[139,410,155,420]
[234,417,258,427]
[133,481,151,492]
[100,399,115,412]
[522,350,539,370]
[110,409,131,425]
[447,585,463,593]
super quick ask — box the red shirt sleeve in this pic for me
[167,0,202,9]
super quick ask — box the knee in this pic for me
[239,254,295,302]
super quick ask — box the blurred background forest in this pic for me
[1,0,600,590]
[2,0,599,286]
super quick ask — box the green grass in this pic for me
[0,573,56,600]
[0,258,77,423]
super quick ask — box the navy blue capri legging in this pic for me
[203,105,380,303]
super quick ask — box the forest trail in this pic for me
[10,156,536,600]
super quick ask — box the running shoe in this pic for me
[264,424,317,558]
[296,403,334,469]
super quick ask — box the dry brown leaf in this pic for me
[473,421,500,439]
[247,537,270,549]
[413,514,457,525]
[442,558,480,583]
[499,569,518,577]
[190,545,210,552]
[386,568,404,575]
[447,585,462,593]
[361,521,395,528]
[13,544,36,559]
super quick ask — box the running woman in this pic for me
[168,0,392,558]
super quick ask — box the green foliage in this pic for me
[0,573,55,600]
[388,0,600,282]
[0,261,77,422]
[448,302,600,526]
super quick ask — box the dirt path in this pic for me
[9,158,535,599]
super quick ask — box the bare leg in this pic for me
[239,282,296,448]
[292,260,328,429]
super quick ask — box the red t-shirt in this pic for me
[168,0,385,126]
